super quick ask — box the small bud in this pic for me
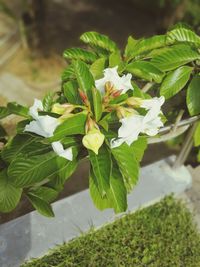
[52,103,74,115]
[79,89,89,105]
[82,128,105,155]
[111,89,123,98]
[103,95,110,104]
[105,81,114,94]
[116,106,126,119]
[126,97,142,107]
[116,106,138,119]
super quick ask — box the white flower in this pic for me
[24,99,59,138]
[29,99,43,120]
[52,141,73,161]
[140,96,164,136]
[24,115,60,138]
[111,115,143,148]
[111,96,164,148]
[141,96,165,115]
[141,110,163,136]
[24,99,73,161]
[95,66,133,94]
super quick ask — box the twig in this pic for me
[171,109,184,133]
[158,115,200,133]
[172,122,198,169]
[141,82,154,93]
[148,125,189,144]
[148,114,200,144]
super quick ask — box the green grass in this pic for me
[21,196,200,267]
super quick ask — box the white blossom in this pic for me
[51,141,73,161]
[111,115,143,148]
[111,96,165,148]
[141,96,165,115]
[95,66,133,94]
[24,99,73,160]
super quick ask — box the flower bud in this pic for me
[79,89,89,105]
[126,97,142,107]
[116,106,126,119]
[111,89,123,98]
[105,81,114,94]
[82,128,105,155]
[116,106,138,119]
[52,103,74,115]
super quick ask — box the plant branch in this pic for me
[141,82,154,93]
[172,122,198,169]
[148,114,200,144]
[159,114,200,133]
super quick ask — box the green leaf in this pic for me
[80,31,118,53]
[89,164,127,213]
[7,102,29,118]
[167,27,200,46]
[126,61,164,83]
[112,143,139,192]
[27,193,54,217]
[90,57,106,79]
[43,92,54,112]
[28,186,58,203]
[124,36,138,58]
[126,35,167,61]
[63,48,97,63]
[92,87,102,121]
[109,51,121,68]
[61,64,75,81]
[8,151,74,187]
[130,137,147,162]
[187,76,200,115]
[194,122,200,147]
[73,59,94,102]
[89,145,111,197]
[107,164,127,213]
[0,170,22,212]
[160,66,193,99]
[1,134,51,163]
[51,112,87,141]
[151,44,200,71]
[89,168,112,211]
[47,159,78,191]
[109,94,128,105]
[0,106,10,119]
[63,80,81,104]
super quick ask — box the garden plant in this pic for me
[0,23,200,217]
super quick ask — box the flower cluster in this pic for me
[24,66,164,156]
[24,99,73,161]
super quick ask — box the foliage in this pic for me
[21,196,200,267]
[1,24,200,217]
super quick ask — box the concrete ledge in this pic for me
[0,156,192,267]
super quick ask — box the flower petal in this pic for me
[52,141,73,161]
[29,99,43,120]
[37,115,60,137]
[95,66,133,94]
[24,115,60,137]
[24,120,49,137]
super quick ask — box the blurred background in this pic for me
[0,0,200,222]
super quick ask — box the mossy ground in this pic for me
[21,196,200,267]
